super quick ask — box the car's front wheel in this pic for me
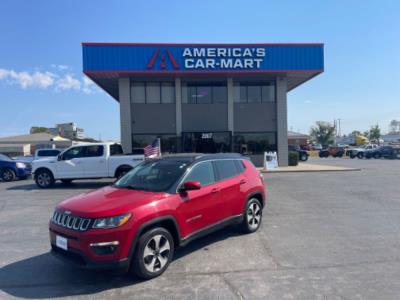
[0,168,16,182]
[241,198,263,233]
[35,169,55,188]
[357,152,364,159]
[132,227,174,280]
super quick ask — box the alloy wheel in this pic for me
[37,172,50,187]
[2,169,14,181]
[143,234,171,273]
[247,202,261,230]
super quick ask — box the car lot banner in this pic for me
[264,151,278,170]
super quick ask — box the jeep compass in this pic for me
[49,153,265,279]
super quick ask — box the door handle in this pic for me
[240,179,247,185]
[211,188,220,194]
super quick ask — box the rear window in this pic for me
[84,145,104,157]
[214,160,239,181]
[37,150,60,157]
[110,144,124,156]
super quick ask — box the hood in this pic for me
[57,186,168,218]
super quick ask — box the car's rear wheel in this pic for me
[35,169,55,188]
[0,168,16,182]
[241,198,262,233]
[374,153,381,159]
[132,227,174,280]
[300,153,308,161]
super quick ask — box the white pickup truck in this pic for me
[32,142,144,188]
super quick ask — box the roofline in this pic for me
[84,70,324,75]
[82,42,324,47]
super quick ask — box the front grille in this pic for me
[51,211,91,231]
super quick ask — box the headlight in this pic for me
[92,213,131,229]
[16,162,26,168]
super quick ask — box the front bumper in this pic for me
[50,245,129,270]
[49,221,137,270]
[16,167,32,177]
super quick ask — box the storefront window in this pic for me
[233,132,277,154]
[146,82,161,103]
[161,82,175,103]
[182,82,227,104]
[182,132,231,153]
[131,82,146,103]
[132,134,178,154]
[131,82,175,104]
[234,82,275,103]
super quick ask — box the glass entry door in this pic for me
[182,132,232,153]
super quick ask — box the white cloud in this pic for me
[56,74,81,91]
[51,64,69,71]
[0,69,56,89]
[0,67,99,94]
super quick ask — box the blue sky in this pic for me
[0,0,399,139]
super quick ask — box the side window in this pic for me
[84,145,104,157]
[214,160,239,181]
[110,144,124,156]
[62,147,84,160]
[184,161,215,186]
[234,160,246,173]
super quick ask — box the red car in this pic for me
[49,154,265,279]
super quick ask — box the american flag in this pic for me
[144,138,161,159]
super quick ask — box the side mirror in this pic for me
[57,154,62,161]
[179,181,201,193]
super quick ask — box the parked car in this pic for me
[312,143,323,150]
[364,146,397,159]
[32,143,144,188]
[288,145,309,161]
[319,146,345,158]
[15,149,62,163]
[49,153,265,279]
[347,144,379,159]
[0,153,32,182]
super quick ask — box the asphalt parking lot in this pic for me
[1,158,400,299]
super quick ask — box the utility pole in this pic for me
[337,118,341,137]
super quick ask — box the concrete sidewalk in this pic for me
[259,162,360,173]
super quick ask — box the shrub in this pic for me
[288,151,299,166]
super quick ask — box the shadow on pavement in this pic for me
[6,180,113,191]
[0,227,241,299]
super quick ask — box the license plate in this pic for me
[56,235,68,251]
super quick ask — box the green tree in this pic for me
[30,127,49,134]
[369,124,381,141]
[310,121,335,146]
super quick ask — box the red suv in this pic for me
[49,154,265,279]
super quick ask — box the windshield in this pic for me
[114,160,189,192]
[0,154,13,161]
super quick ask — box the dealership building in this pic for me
[83,43,324,166]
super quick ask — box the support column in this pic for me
[118,78,132,154]
[175,77,182,152]
[227,77,234,151]
[175,77,182,135]
[276,77,289,166]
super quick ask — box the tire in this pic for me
[35,169,55,188]
[374,153,381,159]
[241,198,263,233]
[350,153,355,159]
[357,152,364,159]
[300,153,308,161]
[0,168,16,182]
[61,179,73,184]
[132,227,174,280]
